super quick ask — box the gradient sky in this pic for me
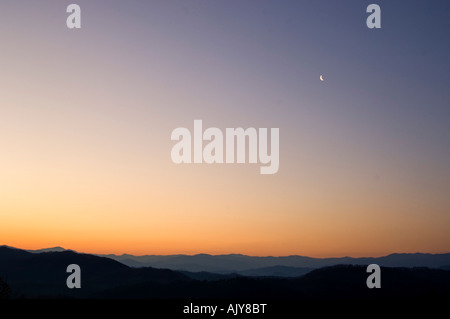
[1,0,449,257]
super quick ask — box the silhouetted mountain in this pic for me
[293,264,450,299]
[0,245,31,261]
[0,246,189,298]
[98,251,450,273]
[95,264,450,300]
[2,246,450,300]
[21,246,450,273]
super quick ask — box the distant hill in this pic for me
[98,251,450,273]
[238,266,313,277]
[179,266,313,280]
[179,271,241,281]
[27,246,69,254]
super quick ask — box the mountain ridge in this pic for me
[97,251,450,272]
[1,245,450,273]
[1,246,450,299]
[5,245,450,275]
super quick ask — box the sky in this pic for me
[0,0,449,257]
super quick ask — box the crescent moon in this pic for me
[320,75,324,81]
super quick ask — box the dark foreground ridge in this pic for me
[1,246,450,300]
